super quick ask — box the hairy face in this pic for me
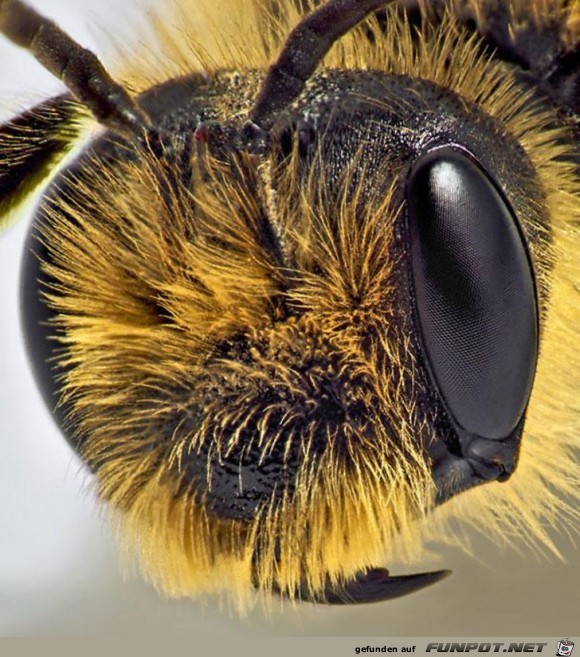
[9,0,580,609]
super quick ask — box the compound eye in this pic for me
[406,148,538,440]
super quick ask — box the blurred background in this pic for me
[0,0,578,638]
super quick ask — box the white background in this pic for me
[0,0,578,638]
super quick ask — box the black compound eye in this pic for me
[406,148,538,440]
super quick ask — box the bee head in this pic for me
[10,0,579,608]
[37,69,550,605]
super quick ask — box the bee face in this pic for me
[1,0,579,613]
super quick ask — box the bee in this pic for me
[0,0,578,613]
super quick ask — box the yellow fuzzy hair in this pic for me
[34,0,580,611]
[43,149,437,610]
[466,0,580,48]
